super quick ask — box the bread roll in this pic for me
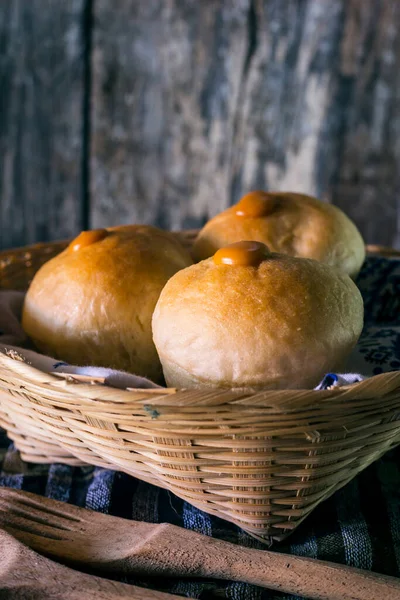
[22,225,193,382]
[152,241,364,390]
[193,191,365,278]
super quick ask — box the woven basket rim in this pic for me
[2,348,400,407]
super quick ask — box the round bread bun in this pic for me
[22,225,193,382]
[152,241,364,390]
[193,191,365,279]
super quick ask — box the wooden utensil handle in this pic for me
[0,528,193,600]
[206,539,400,600]
[125,524,400,599]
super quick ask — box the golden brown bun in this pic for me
[193,191,365,279]
[152,244,364,390]
[22,225,193,382]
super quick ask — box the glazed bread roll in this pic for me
[22,225,193,382]
[193,191,365,279]
[152,241,364,390]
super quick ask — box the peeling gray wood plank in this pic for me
[234,0,344,199]
[332,0,400,247]
[231,0,400,247]
[91,0,250,231]
[91,0,400,246]
[0,0,85,250]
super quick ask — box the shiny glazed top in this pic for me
[213,241,270,266]
[68,229,109,252]
[235,191,277,218]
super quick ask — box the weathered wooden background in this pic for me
[1,0,400,250]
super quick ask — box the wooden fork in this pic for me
[0,528,193,599]
[0,487,399,600]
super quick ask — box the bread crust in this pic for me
[193,192,365,279]
[22,225,193,382]
[152,251,364,390]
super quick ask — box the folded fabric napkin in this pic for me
[3,253,400,392]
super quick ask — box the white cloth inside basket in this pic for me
[0,290,369,391]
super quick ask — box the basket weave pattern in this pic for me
[1,233,400,542]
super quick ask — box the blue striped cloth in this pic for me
[1,254,400,599]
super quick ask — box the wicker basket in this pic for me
[1,232,400,543]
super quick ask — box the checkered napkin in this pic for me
[1,255,400,599]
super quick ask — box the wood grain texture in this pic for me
[233,0,344,200]
[0,0,85,250]
[1,1,399,248]
[90,0,251,231]
[333,0,400,247]
[0,528,190,600]
[233,0,400,247]
[91,0,400,247]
